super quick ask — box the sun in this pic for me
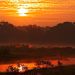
[17,8,28,16]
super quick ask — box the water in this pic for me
[0,58,75,72]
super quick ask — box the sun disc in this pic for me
[18,8,28,16]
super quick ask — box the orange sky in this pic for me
[0,0,75,26]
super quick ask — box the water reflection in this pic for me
[0,62,35,72]
[0,58,75,72]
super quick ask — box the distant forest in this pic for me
[0,21,75,47]
[0,46,75,62]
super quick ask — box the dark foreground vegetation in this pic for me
[0,65,75,75]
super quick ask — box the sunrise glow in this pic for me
[0,0,75,26]
[17,8,28,16]
[0,0,75,73]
